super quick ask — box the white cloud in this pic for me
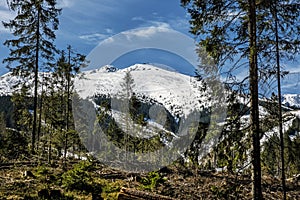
[130,16,190,34]
[79,33,110,42]
[101,37,115,45]
[105,28,113,34]
[132,16,144,21]
[0,4,16,33]
[149,21,171,29]
[168,18,190,32]
[57,0,75,8]
[122,22,171,39]
[0,1,8,8]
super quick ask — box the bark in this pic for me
[273,1,287,198]
[32,6,41,154]
[248,0,263,199]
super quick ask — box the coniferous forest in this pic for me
[0,0,300,199]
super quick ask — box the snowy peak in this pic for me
[282,94,300,108]
[89,65,119,74]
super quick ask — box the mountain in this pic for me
[1,64,299,131]
[282,94,300,108]
[0,72,22,96]
[0,71,52,96]
[1,64,299,108]
[72,64,224,170]
[74,64,211,119]
[1,64,299,124]
[1,63,300,171]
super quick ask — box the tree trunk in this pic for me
[248,0,263,199]
[32,6,41,154]
[64,46,71,167]
[272,1,287,198]
[37,75,44,151]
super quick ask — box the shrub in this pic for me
[62,161,93,192]
[140,171,167,191]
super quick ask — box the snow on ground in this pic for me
[261,116,295,146]
[291,110,300,118]
[110,109,177,142]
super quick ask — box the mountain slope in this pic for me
[74,64,210,118]
[0,72,52,96]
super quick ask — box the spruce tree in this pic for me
[61,46,86,165]
[11,84,32,133]
[120,70,135,161]
[2,0,61,154]
[48,46,86,164]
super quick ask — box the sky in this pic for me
[0,0,194,75]
[0,0,299,94]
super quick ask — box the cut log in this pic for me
[118,187,177,200]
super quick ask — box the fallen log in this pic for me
[0,161,39,170]
[118,187,177,200]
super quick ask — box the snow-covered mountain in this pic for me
[0,72,23,96]
[1,64,299,112]
[1,63,299,169]
[0,71,51,96]
[74,64,212,118]
[282,94,300,108]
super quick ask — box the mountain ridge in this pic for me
[1,64,299,109]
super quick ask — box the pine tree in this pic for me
[119,70,135,161]
[11,84,32,133]
[46,46,86,164]
[2,0,61,154]
[215,92,250,174]
[58,46,86,166]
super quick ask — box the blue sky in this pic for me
[0,0,192,75]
